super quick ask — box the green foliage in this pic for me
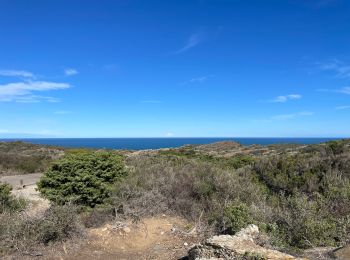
[223,202,253,234]
[114,139,350,250]
[38,151,127,207]
[326,140,346,155]
[159,147,255,169]
[0,183,26,213]
[242,252,267,260]
[267,194,341,248]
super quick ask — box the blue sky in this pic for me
[0,0,349,137]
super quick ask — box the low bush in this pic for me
[0,204,82,254]
[222,202,253,234]
[38,151,127,207]
[0,183,26,213]
[80,205,116,228]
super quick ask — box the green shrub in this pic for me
[326,140,346,155]
[0,183,26,213]
[38,151,126,207]
[223,202,253,234]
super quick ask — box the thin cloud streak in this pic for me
[172,32,203,54]
[0,70,35,78]
[190,76,209,83]
[271,111,314,120]
[335,105,350,110]
[317,59,350,78]
[0,81,71,102]
[338,87,350,94]
[180,75,211,85]
[257,111,314,122]
[64,68,78,76]
[270,94,302,103]
[317,87,350,95]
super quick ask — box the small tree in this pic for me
[38,151,126,207]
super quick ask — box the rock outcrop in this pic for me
[188,224,305,260]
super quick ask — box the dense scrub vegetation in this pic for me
[2,139,350,256]
[0,141,64,175]
[38,150,127,207]
[113,139,350,250]
[0,149,127,256]
[0,182,81,255]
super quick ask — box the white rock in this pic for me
[122,227,131,233]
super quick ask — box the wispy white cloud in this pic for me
[335,105,350,110]
[0,81,71,102]
[179,75,212,85]
[165,132,174,137]
[190,76,209,83]
[317,86,350,95]
[254,111,313,123]
[270,94,302,103]
[338,87,350,94]
[0,70,34,78]
[270,111,314,121]
[317,59,350,78]
[64,68,78,76]
[172,32,203,54]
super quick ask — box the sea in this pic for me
[0,137,344,150]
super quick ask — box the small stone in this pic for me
[184,242,188,246]
[160,231,165,235]
[123,227,131,233]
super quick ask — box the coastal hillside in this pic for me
[0,141,64,176]
[0,139,350,259]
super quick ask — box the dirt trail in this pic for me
[0,173,50,216]
[0,173,42,188]
[63,216,197,260]
[1,174,199,259]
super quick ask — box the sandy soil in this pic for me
[5,216,200,260]
[0,173,50,216]
[64,216,198,260]
[0,173,42,188]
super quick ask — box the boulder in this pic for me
[188,224,305,260]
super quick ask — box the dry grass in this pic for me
[112,140,350,250]
[0,204,83,255]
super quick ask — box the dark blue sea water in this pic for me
[0,138,344,150]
